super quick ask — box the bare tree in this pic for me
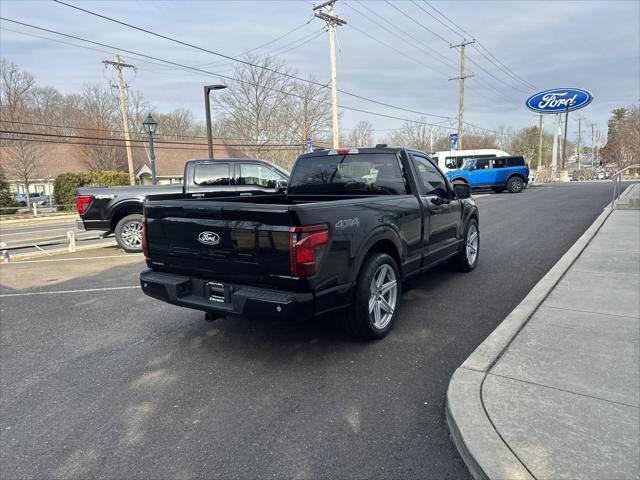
[216,54,297,167]
[287,78,332,148]
[154,108,203,138]
[346,120,374,147]
[386,117,435,152]
[0,59,43,207]
[74,83,126,171]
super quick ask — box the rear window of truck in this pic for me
[288,153,407,195]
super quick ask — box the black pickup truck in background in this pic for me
[76,158,289,252]
[140,147,479,339]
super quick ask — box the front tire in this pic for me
[450,218,479,272]
[506,176,525,193]
[343,253,401,340]
[115,214,143,253]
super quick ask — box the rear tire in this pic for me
[506,176,525,193]
[343,253,401,340]
[115,214,144,253]
[450,218,479,272]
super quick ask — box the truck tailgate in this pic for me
[145,200,295,281]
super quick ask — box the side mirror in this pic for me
[277,179,288,192]
[453,183,471,199]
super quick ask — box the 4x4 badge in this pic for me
[197,231,220,245]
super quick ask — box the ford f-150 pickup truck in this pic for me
[76,158,289,252]
[140,147,479,339]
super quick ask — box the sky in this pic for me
[1,0,639,144]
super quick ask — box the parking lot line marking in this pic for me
[0,285,139,297]
[2,254,141,264]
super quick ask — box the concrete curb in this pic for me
[446,204,614,480]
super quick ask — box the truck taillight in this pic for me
[141,216,149,259]
[75,195,93,215]
[289,224,329,277]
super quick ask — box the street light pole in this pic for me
[143,114,158,185]
[149,133,157,185]
[204,84,227,159]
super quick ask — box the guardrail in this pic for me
[0,203,75,217]
[611,164,640,208]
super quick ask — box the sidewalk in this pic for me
[447,183,640,480]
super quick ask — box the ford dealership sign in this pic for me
[526,88,593,113]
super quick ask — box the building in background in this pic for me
[0,140,248,194]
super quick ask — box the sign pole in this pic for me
[551,113,560,179]
[537,113,544,169]
[562,107,569,172]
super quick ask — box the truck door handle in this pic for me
[430,197,450,206]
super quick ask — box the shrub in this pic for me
[53,171,130,210]
[0,171,19,215]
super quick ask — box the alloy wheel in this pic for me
[368,264,398,329]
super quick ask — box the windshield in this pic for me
[288,153,407,195]
[462,159,477,170]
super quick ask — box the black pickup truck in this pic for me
[76,158,289,252]
[140,147,479,339]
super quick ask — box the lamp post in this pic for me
[204,84,227,159]
[143,114,158,185]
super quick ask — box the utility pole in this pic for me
[314,0,346,149]
[449,39,475,151]
[103,55,136,185]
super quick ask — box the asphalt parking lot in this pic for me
[0,183,617,479]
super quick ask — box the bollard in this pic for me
[67,230,76,253]
[2,250,9,263]
[32,203,38,216]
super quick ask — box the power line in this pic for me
[0,17,480,132]
[0,120,332,145]
[52,0,459,122]
[383,0,451,45]
[197,17,315,68]
[410,0,463,40]
[346,1,457,71]
[0,135,310,152]
[0,129,312,148]
[423,1,537,90]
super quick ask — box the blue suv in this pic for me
[445,156,529,193]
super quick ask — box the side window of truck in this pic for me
[493,158,507,168]
[193,163,231,186]
[476,158,491,170]
[506,157,525,167]
[412,155,448,198]
[239,163,281,188]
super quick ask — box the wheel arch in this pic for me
[352,229,403,283]
[505,173,526,184]
[109,201,144,231]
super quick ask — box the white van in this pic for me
[431,149,510,173]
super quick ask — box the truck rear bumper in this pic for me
[140,269,320,321]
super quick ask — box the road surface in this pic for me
[0,183,617,479]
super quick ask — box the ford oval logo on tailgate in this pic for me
[197,231,220,246]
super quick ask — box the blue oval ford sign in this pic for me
[526,88,593,113]
[197,231,220,246]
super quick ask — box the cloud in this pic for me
[1,0,638,140]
